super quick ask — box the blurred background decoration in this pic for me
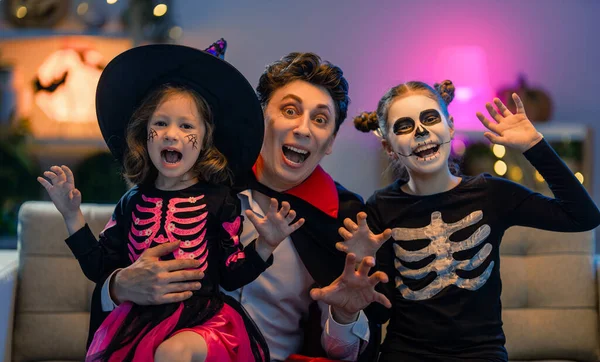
[497,75,554,123]
[0,0,185,244]
[0,117,39,240]
[0,0,599,247]
[73,151,128,204]
[452,71,586,198]
[2,0,180,43]
[3,0,71,28]
[454,124,590,198]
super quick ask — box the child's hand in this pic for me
[37,165,82,220]
[476,93,543,152]
[336,212,391,261]
[245,198,305,250]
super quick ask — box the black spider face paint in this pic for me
[148,128,158,142]
[185,134,199,150]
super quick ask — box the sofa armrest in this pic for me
[597,257,600,355]
[0,250,19,362]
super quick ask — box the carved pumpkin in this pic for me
[497,75,553,122]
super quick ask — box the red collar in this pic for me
[252,164,339,218]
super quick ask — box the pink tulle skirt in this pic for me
[86,301,255,362]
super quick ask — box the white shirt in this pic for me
[101,189,370,361]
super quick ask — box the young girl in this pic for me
[338,80,600,361]
[37,43,304,362]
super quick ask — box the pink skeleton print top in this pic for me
[66,181,273,295]
[127,194,211,268]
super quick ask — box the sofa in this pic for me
[1,201,599,361]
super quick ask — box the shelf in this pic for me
[0,28,129,39]
[30,137,107,147]
[456,123,590,142]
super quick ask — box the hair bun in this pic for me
[434,80,455,105]
[353,111,379,133]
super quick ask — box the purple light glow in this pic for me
[435,47,493,131]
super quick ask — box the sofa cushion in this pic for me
[500,226,599,361]
[12,313,90,362]
[12,202,114,362]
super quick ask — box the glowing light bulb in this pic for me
[154,4,168,16]
[492,144,506,158]
[77,2,89,15]
[494,160,507,176]
[509,166,523,182]
[169,26,183,40]
[534,170,545,183]
[16,6,27,18]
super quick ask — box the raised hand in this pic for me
[37,165,82,219]
[336,212,391,261]
[245,198,305,249]
[310,253,391,322]
[476,93,543,152]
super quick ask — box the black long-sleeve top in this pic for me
[366,139,600,361]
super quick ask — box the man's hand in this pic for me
[336,212,391,261]
[111,241,205,305]
[245,198,305,260]
[310,253,391,324]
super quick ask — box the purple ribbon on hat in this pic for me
[204,38,227,59]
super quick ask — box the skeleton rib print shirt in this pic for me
[367,139,600,361]
[66,181,272,296]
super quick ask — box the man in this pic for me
[91,52,389,361]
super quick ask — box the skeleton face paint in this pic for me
[392,109,442,136]
[392,210,493,300]
[386,95,454,175]
[147,93,206,188]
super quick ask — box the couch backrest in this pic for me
[500,226,599,361]
[13,201,114,362]
[13,202,600,361]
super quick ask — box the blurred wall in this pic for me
[172,0,600,202]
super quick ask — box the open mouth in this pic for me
[282,145,311,165]
[161,149,183,164]
[412,143,440,159]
